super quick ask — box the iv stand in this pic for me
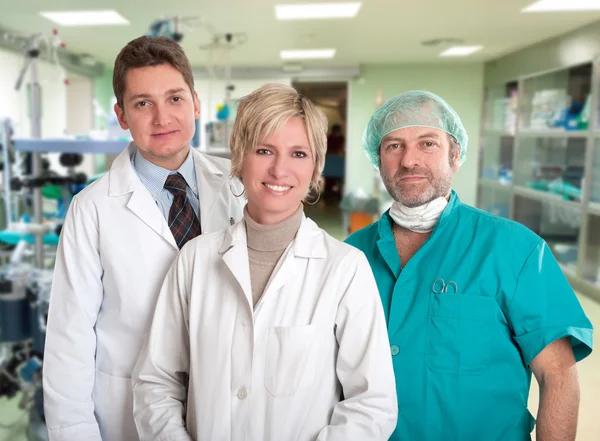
[15,34,44,269]
[1,119,13,227]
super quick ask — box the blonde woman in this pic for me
[132,83,397,441]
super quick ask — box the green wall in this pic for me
[93,68,115,173]
[346,63,484,206]
[485,20,600,86]
[94,68,114,130]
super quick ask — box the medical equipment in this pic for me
[432,278,459,294]
[11,30,67,267]
[0,29,77,441]
[0,261,53,440]
[146,16,203,43]
[199,30,247,149]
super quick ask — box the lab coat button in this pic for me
[391,345,400,356]
[237,387,248,400]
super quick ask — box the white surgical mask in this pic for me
[389,197,448,233]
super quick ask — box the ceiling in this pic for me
[2,0,600,69]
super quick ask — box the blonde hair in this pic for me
[229,83,328,195]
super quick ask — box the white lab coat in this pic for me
[43,143,245,441]
[132,216,398,441]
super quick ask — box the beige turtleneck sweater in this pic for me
[244,204,303,307]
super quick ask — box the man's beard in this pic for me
[381,167,453,208]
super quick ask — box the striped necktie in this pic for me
[164,173,202,249]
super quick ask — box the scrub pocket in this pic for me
[264,324,320,397]
[426,293,498,375]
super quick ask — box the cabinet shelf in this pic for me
[478,61,599,302]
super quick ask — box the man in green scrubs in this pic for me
[345,90,593,441]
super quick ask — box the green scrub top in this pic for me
[345,191,593,441]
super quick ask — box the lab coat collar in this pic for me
[191,148,226,229]
[219,213,327,311]
[107,143,178,250]
[191,148,224,176]
[108,142,138,197]
[219,213,328,259]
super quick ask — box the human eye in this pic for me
[256,148,272,155]
[171,96,183,103]
[292,151,307,158]
[421,140,438,148]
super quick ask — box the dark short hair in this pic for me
[112,36,195,108]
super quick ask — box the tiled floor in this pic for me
[2,208,599,441]
[0,396,28,441]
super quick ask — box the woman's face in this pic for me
[241,116,315,225]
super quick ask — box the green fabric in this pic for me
[345,191,593,441]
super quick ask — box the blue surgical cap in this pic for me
[363,90,468,168]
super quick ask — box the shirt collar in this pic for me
[133,146,198,197]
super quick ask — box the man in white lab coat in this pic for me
[42,36,244,441]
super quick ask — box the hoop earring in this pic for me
[230,181,246,198]
[305,190,321,206]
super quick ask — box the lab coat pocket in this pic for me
[264,324,320,397]
[426,294,497,375]
[92,370,138,441]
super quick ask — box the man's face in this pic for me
[379,126,460,207]
[114,64,200,170]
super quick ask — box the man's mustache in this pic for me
[394,168,432,180]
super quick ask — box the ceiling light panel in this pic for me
[440,46,483,56]
[276,3,361,20]
[40,10,129,26]
[523,0,600,12]
[280,49,336,59]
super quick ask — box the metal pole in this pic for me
[29,46,44,268]
[223,36,232,148]
[2,119,13,226]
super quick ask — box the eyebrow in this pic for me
[381,137,404,143]
[128,88,188,103]
[418,132,441,139]
[260,143,310,150]
[382,132,441,143]
[166,88,187,96]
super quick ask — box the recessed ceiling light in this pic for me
[40,10,129,26]
[280,49,336,60]
[523,0,600,12]
[440,46,482,57]
[275,3,361,20]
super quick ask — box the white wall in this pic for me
[346,63,484,207]
[0,47,68,139]
[65,73,95,177]
[66,74,94,136]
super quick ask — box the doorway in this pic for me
[292,81,348,239]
